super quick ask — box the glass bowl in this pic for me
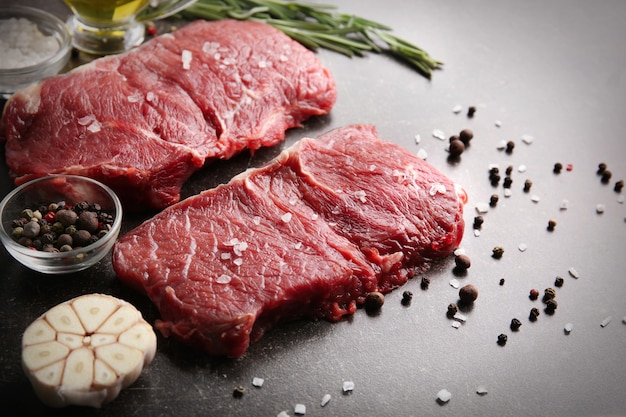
[0,6,72,97]
[0,175,122,274]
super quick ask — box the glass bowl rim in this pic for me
[0,174,123,260]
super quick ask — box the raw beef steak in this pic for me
[112,125,467,357]
[0,19,336,210]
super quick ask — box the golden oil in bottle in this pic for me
[64,0,150,26]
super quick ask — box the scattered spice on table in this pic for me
[233,386,245,398]
[545,299,558,314]
[492,246,504,259]
[447,303,458,317]
[365,291,385,312]
[459,284,478,304]
[510,318,522,331]
[401,290,413,306]
[529,307,540,322]
[547,219,557,231]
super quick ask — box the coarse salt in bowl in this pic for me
[0,175,123,274]
[0,6,72,97]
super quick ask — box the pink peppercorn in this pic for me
[529,288,539,300]
[44,211,56,223]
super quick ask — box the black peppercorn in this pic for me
[510,318,522,331]
[554,276,564,287]
[529,307,540,322]
[505,165,514,176]
[523,179,532,193]
[614,180,624,193]
[489,194,499,207]
[543,287,556,302]
[401,291,413,306]
[597,163,607,175]
[497,333,508,346]
[601,170,612,184]
[545,299,558,314]
[547,219,557,231]
[492,246,504,259]
[473,216,484,230]
[420,276,430,290]
[553,162,563,174]
[505,141,515,154]
[449,135,460,143]
[447,303,458,317]
[499,278,505,286]
[365,291,385,312]
[503,176,513,189]
[467,106,476,118]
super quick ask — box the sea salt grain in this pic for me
[342,381,355,393]
[0,18,60,69]
[601,316,613,328]
[452,104,463,113]
[432,129,446,140]
[568,267,580,279]
[181,49,192,69]
[252,377,264,387]
[476,386,488,395]
[417,148,428,160]
[437,389,452,403]
[321,394,331,407]
[294,404,306,415]
[564,323,574,334]
[521,134,534,144]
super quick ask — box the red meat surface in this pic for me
[0,19,336,210]
[112,125,467,357]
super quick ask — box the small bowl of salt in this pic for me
[0,6,72,98]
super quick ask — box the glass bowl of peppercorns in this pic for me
[0,175,122,274]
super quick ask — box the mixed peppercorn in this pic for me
[8,201,115,252]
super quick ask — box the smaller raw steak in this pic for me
[0,19,336,210]
[113,125,467,357]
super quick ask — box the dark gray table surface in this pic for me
[1,1,625,416]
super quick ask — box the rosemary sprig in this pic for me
[180,0,442,78]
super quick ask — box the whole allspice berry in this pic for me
[448,139,465,158]
[454,254,471,272]
[459,284,479,304]
[459,128,474,145]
